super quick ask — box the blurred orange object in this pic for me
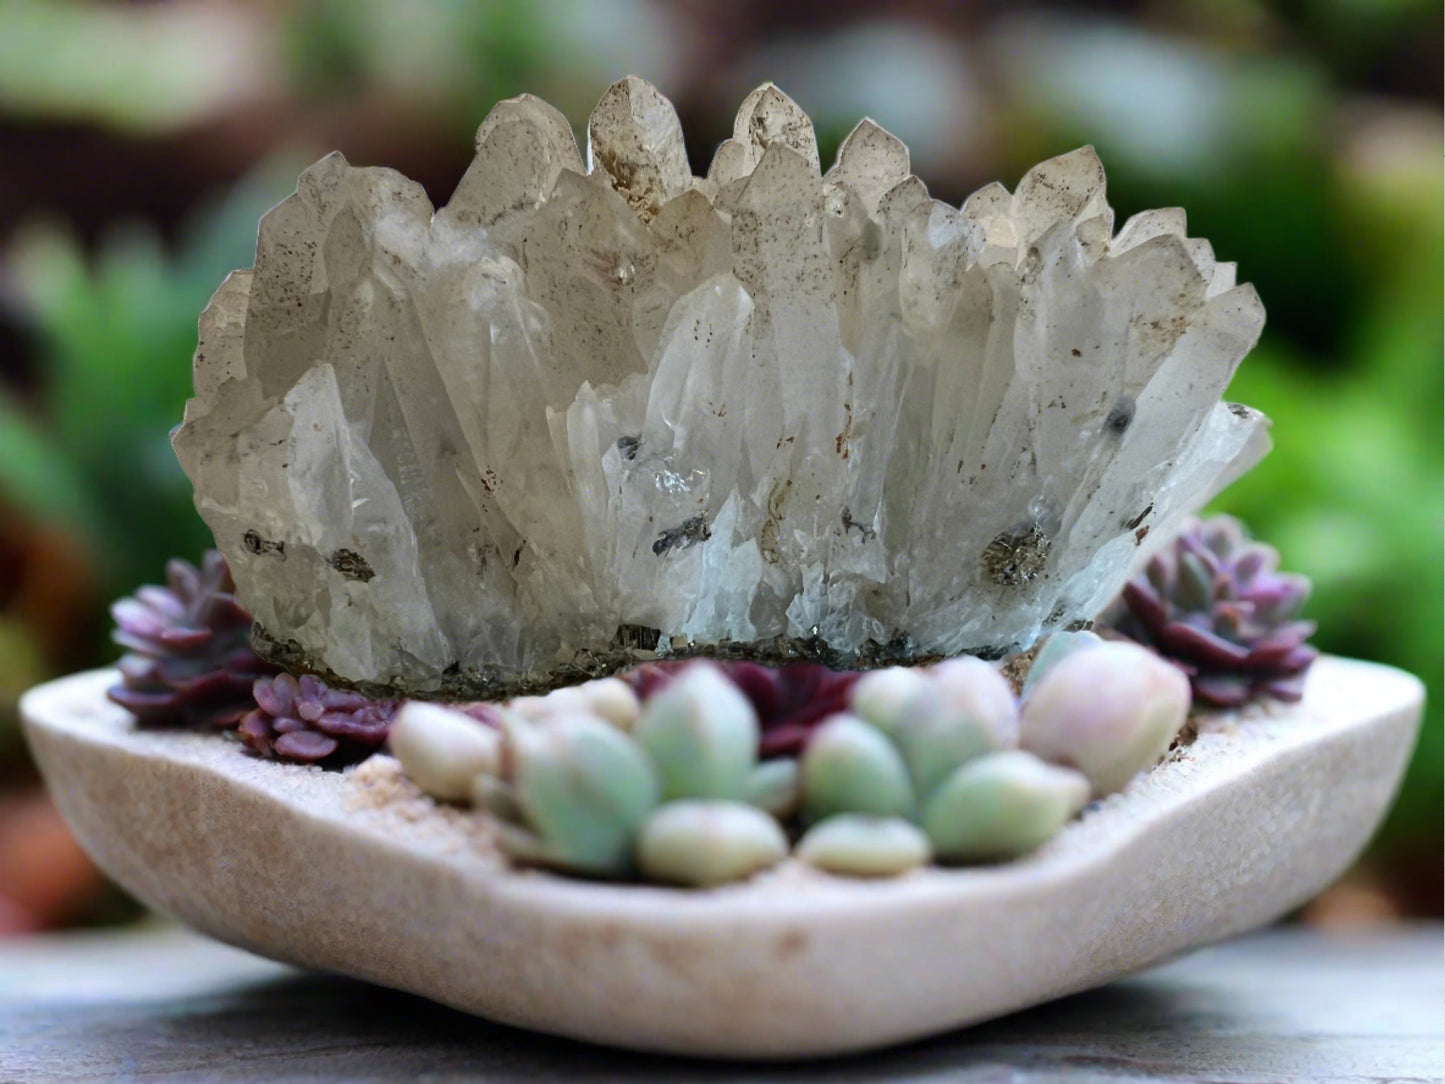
[0,788,103,934]
[0,515,97,668]
[1301,868,1405,928]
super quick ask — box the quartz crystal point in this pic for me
[174,78,1270,698]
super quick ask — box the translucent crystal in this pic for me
[174,78,1269,698]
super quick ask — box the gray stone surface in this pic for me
[0,923,1439,1082]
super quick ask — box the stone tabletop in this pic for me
[1,922,1440,1082]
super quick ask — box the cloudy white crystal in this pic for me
[174,77,1269,696]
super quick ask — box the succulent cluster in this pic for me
[1104,515,1317,707]
[390,640,1190,886]
[239,673,399,765]
[392,668,786,883]
[108,551,278,728]
[108,551,407,766]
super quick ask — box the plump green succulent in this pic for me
[921,751,1090,863]
[508,677,640,730]
[744,758,801,818]
[794,815,932,877]
[394,662,792,884]
[493,712,660,877]
[1021,629,1105,698]
[388,701,501,803]
[800,714,915,822]
[794,659,1092,866]
[1020,638,1192,797]
[635,665,759,801]
[1103,515,1317,707]
[636,801,789,887]
[892,656,1020,797]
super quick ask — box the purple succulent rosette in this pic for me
[1106,515,1317,707]
[108,551,279,728]
[240,673,398,765]
[629,660,861,758]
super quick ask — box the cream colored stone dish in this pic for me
[22,656,1420,1059]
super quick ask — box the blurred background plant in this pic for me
[0,0,1437,931]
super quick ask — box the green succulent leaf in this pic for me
[507,716,659,876]
[635,801,788,888]
[744,758,799,819]
[635,665,759,801]
[800,715,915,822]
[1022,630,1105,699]
[795,815,932,878]
[922,751,1089,864]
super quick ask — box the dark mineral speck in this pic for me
[613,624,662,651]
[329,548,375,582]
[242,531,285,558]
[1105,396,1135,436]
[982,526,1051,586]
[653,514,711,555]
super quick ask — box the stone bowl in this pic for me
[21,656,1421,1059]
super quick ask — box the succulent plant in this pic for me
[387,701,501,802]
[635,665,759,801]
[921,751,1090,863]
[509,677,640,731]
[238,673,398,765]
[849,666,931,735]
[800,714,916,822]
[890,657,1019,799]
[1104,515,1317,707]
[1019,639,1191,796]
[629,660,860,758]
[636,801,789,887]
[107,551,278,728]
[795,815,932,878]
[796,658,1109,865]
[743,758,800,818]
[494,713,660,877]
[1021,629,1105,698]
[391,661,789,883]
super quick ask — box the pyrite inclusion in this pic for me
[174,77,1269,698]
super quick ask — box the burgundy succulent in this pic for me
[239,673,399,765]
[1103,515,1317,707]
[629,660,861,757]
[108,551,278,728]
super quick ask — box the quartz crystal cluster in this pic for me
[174,77,1270,698]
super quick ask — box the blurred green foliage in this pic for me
[1213,145,1443,850]
[0,617,45,756]
[284,0,547,119]
[0,0,259,134]
[281,0,671,137]
[1,159,305,597]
